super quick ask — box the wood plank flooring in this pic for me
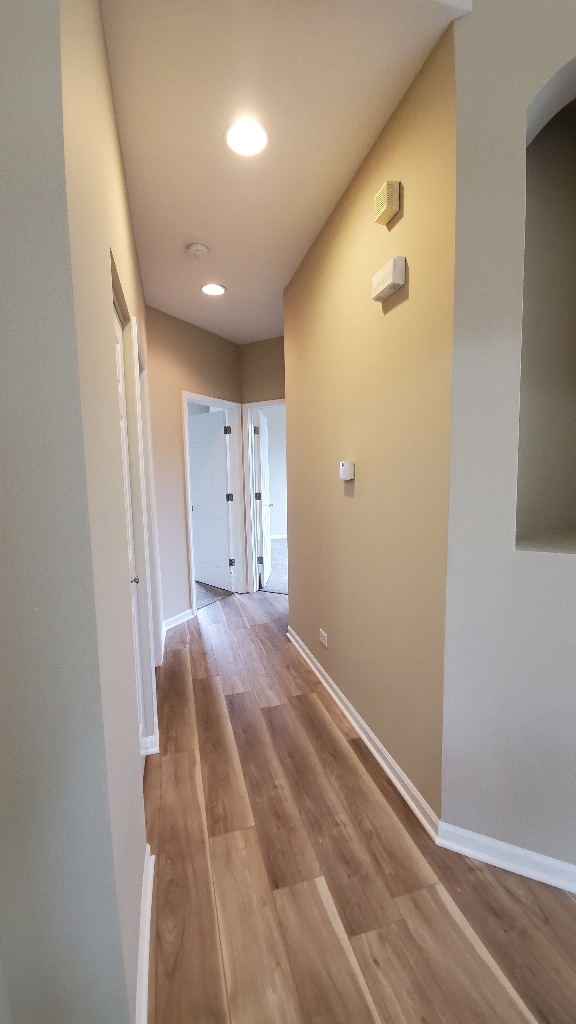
[145,591,576,1024]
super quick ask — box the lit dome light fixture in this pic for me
[202,283,226,296]
[226,116,268,156]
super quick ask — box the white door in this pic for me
[257,413,272,586]
[114,310,144,741]
[188,408,232,590]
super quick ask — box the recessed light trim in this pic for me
[226,116,268,156]
[202,283,226,296]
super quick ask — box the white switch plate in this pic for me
[319,629,328,647]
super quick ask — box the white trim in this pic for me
[161,608,194,658]
[136,844,155,1024]
[242,404,259,593]
[286,627,576,895]
[242,400,286,594]
[286,627,439,841]
[141,725,160,756]
[271,534,288,540]
[139,357,165,668]
[127,317,159,751]
[437,822,576,894]
[163,608,195,630]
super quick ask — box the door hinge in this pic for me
[255,491,262,501]
[257,556,264,565]
[226,492,233,502]
[254,425,260,435]
[229,558,235,567]
[224,424,232,434]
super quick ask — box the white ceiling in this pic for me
[101,0,470,344]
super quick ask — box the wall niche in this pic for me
[516,101,576,552]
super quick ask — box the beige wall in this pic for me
[284,30,456,815]
[240,336,285,403]
[516,103,576,549]
[0,0,147,1019]
[0,958,12,1024]
[61,0,151,1010]
[443,0,576,863]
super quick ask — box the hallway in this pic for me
[145,592,576,1024]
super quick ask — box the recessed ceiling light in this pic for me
[226,116,268,156]
[202,283,226,296]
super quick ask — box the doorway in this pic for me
[183,393,246,613]
[243,401,288,595]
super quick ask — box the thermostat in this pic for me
[339,461,355,481]
[371,256,406,302]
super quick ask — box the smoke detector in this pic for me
[187,242,209,259]
[374,181,400,226]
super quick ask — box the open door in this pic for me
[256,412,272,587]
[188,408,233,591]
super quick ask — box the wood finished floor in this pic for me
[145,591,576,1024]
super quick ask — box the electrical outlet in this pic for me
[319,629,328,648]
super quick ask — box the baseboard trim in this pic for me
[286,629,576,894]
[136,844,155,1024]
[161,608,195,659]
[141,724,160,756]
[286,627,439,841]
[437,822,576,894]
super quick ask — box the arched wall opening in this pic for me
[516,65,576,551]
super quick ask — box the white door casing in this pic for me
[123,317,159,751]
[188,408,233,591]
[257,412,272,586]
[114,309,145,745]
[242,400,286,593]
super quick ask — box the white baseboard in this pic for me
[161,608,195,659]
[141,723,160,756]
[286,630,576,895]
[437,822,576,894]
[136,844,155,1024]
[286,627,439,841]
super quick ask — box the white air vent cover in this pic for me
[371,256,406,302]
[374,181,400,225]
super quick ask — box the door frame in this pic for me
[242,399,286,594]
[183,392,247,614]
[114,301,160,755]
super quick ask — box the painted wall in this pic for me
[516,103,576,550]
[284,30,456,815]
[146,307,285,621]
[60,0,152,1010]
[443,0,576,863]
[0,957,13,1024]
[0,0,146,1020]
[240,336,285,403]
[264,405,288,538]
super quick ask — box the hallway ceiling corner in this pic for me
[100,0,469,344]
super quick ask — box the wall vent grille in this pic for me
[374,181,400,225]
